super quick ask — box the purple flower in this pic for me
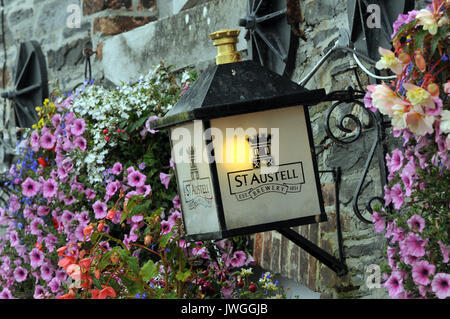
[92,200,108,219]
[138,162,146,170]
[363,91,377,112]
[42,178,58,199]
[85,188,96,200]
[29,248,44,269]
[160,172,173,190]
[168,210,182,225]
[21,177,41,197]
[48,277,61,293]
[40,263,54,282]
[51,113,61,127]
[70,118,86,136]
[391,10,418,38]
[412,260,435,286]
[390,184,404,210]
[13,266,28,283]
[40,132,56,150]
[127,170,147,188]
[111,162,123,175]
[74,136,87,152]
[386,149,404,174]
[33,285,46,299]
[383,270,405,299]
[37,205,50,217]
[407,214,425,233]
[136,184,152,197]
[431,273,450,299]
[62,210,74,224]
[30,218,43,236]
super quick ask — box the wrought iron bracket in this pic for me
[278,167,348,276]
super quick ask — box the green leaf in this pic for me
[97,250,112,269]
[430,26,447,57]
[413,29,427,50]
[126,256,140,276]
[140,259,159,281]
[176,270,191,282]
[159,232,173,247]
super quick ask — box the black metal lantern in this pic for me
[151,29,328,242]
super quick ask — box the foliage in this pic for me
[0,63,281,299]
[364,0,449,299]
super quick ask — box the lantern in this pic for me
[150,29,328,241]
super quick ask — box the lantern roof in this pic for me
[150,30,326,130]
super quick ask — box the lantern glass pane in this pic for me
[210,105,322,230]
[170,122,220,235]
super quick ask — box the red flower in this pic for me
[249,283,257,293]
[99,286,116,299]
[57,289,76,299]
[37,157,47,168]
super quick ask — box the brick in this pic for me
[138,0,156,10]
[271,237,281,274]
[321,183,335,207]
[262,231,272,269]
[93,16,155,36]
[253,233,263,266]
[83,0,133,16]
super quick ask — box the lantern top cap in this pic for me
[208,29,242,65]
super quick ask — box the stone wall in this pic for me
[0,0,428,298]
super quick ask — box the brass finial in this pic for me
[209,29,242,65]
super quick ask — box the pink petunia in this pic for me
[42,178,58,199]
[386,149,404,173]
[30,131,40,152]
[372,211,386,233]
[127,170,147,188]
[40,132,56,150]
[13,266,28,283]
[400,233,427,258]
[92,200,108,219]
[70,118,86,136]
[230,251,247,268]
[73,136,87,152]
[383,270,405,299]
[390,184,404,210]
[412,260,436,286]
[160,220,173,235]
[111,162,123,175]
[431,273,450,299]
[160,173,173,190]
[407,214,425,233]
[145,115,160,134]
[29,248,44,269]
[21,177,41,197]
[438,240,449,263]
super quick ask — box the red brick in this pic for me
[253,233,263,266]
[83,0,133,16]
[93,16,155,36]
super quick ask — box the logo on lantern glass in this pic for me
[182,147,214,209]
[227,134,305,201]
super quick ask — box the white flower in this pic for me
[440,110,450,134]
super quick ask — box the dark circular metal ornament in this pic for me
[239,0,298,77]
[1,41,49,129]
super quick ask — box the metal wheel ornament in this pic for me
[1,41,49,129]
[239,0,298,77]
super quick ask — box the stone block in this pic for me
[83,0,133,16]
[93,15,156,36]
[138,0,157,11]
[321,183,335,207]
[253,232,263,266]
[262,231,272,270]
[271,237,281,274]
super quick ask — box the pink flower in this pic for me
[412,260,436,286]
[160,220,173,235]
[407,214,425,233]
[400,233,427,257]
[111,162,123,175]
[51,113,61,127]
[160,172,173,190]
[29,248,44,269]
[431,273,450,299]
[85,188,96,200]
[13,266,28,283]
[145,115,160,134]
[372,211,386,233]
[438,240,449,263]
[30,131,40,152]
[404,105,435,136]
[230,251,247,268]
[386,149,404,173]
[172,194,181,210]
[70,118,86,136]
[127,170,147,188]
[383,270,405,299]
[21,177,41,197]
[390,184,404,210]
[74,136,87,152]
[106,181,120,198]
[42,178,58,199]
[40,132,56,150]
[391,10,418,37]
[92,200,108,219]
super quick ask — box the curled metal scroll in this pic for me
[323,88,389,224]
